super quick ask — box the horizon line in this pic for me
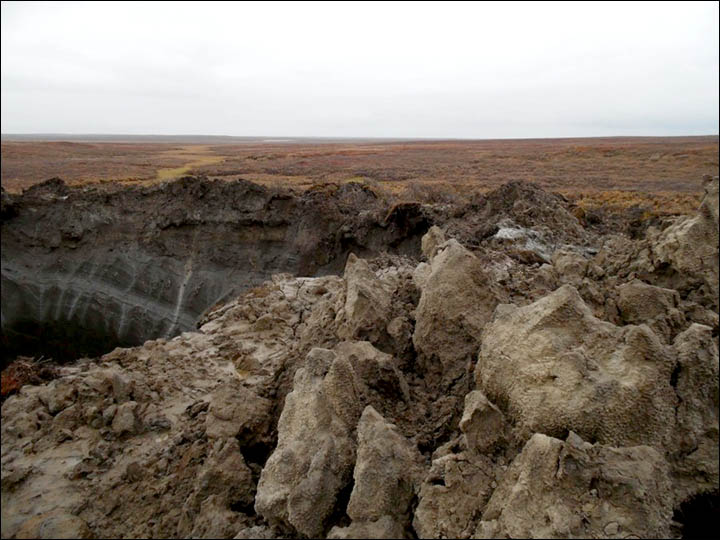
[2,132,718,143]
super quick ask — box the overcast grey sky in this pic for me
[1,1,718,138]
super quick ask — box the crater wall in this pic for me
[1,177,431,363]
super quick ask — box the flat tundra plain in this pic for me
[1,135,718,215]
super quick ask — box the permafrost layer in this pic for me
[1,177,431,363]
[1,176,718,539]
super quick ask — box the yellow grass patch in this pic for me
[154,146,225,181]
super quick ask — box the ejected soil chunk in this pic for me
[670,323,720,500]
[413,237,506,390]
[254,348,362,538]
[413,448,498,538]
[617,279,680,323]
[476,284,677,446]
[205,383,273,443]
[346,406,422,524]
[616,279,686,341]
[329,406,423,538]
[645,175,719,305]
[337,253,392,348]
[459,390,507,454]
[475,432,674,539]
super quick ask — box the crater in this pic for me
[1,177,431,367]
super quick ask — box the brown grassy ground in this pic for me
[2,136,717,215]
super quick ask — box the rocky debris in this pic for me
[413,238,506,392]
[413,447,498,539]
[110,400,140,435]
[178,438,255,536]
[647,175,719,306]
[199,273,347,396]
[254,340,422,539]
[0,325,280,538]
[14,510,93,539]
[476,284,677,447]
[476,432,674,539]
[444,181,589,249]
[411,391,512,539]
[336,406,423,536]
[37,379,77,415]
[205,383,273,445]
[420,225,446,259]
[611,175,720,311]
[337,254,393,349]
[1,177,718,539]
[616,279,686,342]
[616,278,679,322]
[670,324,720,501]
[333,341,411,419]
[255,347,362,538]
[327,516,406,539]
[234,524,277,539]
[459,390,507,454]
[552,248,589,285]
[350,257,420,362]
[490,218,553,264]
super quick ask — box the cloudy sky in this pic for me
[1,1,718,138]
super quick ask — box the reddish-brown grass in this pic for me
[2,136,717,215]
[1,357,59,403]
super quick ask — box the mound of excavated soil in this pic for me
[1,176,718,539]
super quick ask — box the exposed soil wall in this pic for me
[1,177,431,365]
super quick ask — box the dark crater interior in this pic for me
[1,177,432,367]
